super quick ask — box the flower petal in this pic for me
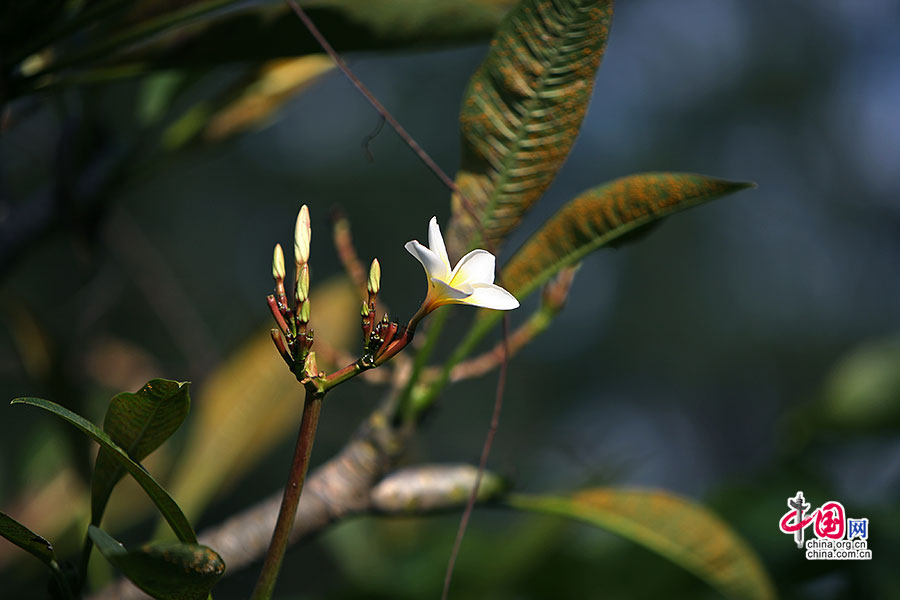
[428,217,451,271]
[460,283,519,310]
[405,240,449,281]
[430,277,473,302]
[450,249,495,287]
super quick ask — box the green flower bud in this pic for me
[294,204,311,265]
[272,244,286,280]
[367,258,381,294]
[299,298,311,324]
[296,264,310,302]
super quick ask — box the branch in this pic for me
[331,208,367,296]
[88,394,407,600]
[88,428,506,600]
[444,265,578,383]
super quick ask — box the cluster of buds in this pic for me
[360,258,409,367]
[267,211,519,391]
[269,205,317,379]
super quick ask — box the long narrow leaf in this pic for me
[447,0,615,254]
[0,511,56,566]
[59,1,517,73]
[507,488,776,600]
[502,172,754,299]
[11,397,197,543]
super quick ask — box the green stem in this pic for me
[397,308,448,418]
[78,530,93,592]
[49,560,74,600]
[250,389,323,600]
[408,311,501,418]
[322,362,362,391]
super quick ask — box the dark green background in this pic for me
[1,1,898,598]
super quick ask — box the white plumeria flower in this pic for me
[405,217,519,320]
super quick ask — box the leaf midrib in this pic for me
[101,386,177,491]
[474,0,593,249]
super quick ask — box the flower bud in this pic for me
[294,204,311,265]
[367,258,381,294]
[298,298,311,324]
[360,301,370,317]
[296,264,310,302]
[272,244,285,280]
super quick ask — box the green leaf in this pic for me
[92,379,191,526]
[89,526,224,600]
[11,397,197,543]
[446,0,615,255]
[818,338,900,431]
[40,0,514,81]
[502,172,754,299]
[507,488,775,600]
[0,511,74,598]
[0,511,56,566]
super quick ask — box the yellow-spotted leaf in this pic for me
[502,172,753,299]
[446,0,615,255]
[89,526,224,600]
[507,488,775,600]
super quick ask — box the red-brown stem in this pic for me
[275,280,289,311]
[331,210,368,293]
[376,328,413,364]
[250,390,323,600]
[361,310,373,342]
[267,295,291,336]
[325,361,359,385]
[366,294,377,340]
[376,322,398,357]
[270,329,293,367]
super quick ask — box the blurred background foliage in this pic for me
[1,0,899,598]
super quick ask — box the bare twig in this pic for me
[284,1,460,196]
[446,266,578,382]
[448,315,543,382]
[330,208,368,295]
[361,115,386,162]
[441,315,509,600]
